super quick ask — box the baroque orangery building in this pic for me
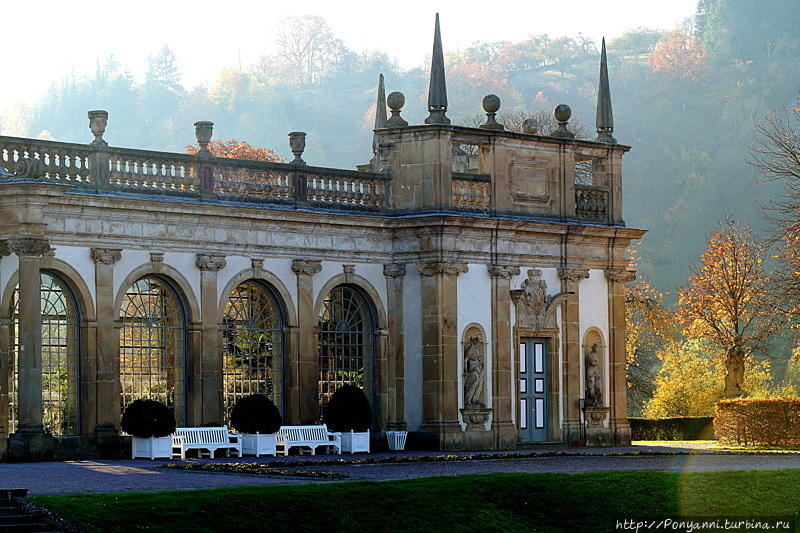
[0,16,644,460]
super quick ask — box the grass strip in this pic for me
[33,470,800,532]
[161,462,348,479]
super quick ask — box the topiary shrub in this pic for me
[715,398,800,446]
[121,399,176,438]
[230,394,282,434]
[323,384,372,432]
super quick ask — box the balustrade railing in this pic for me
[575,184,608,220]
[109,148,197,193]
[307,167,387,209]
[0,136,91,184]
[451,172,491,212]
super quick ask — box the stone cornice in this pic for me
[605,269,636,283]
[383,263,407,279]
[196,254,227,271]
[487,264,520,279]
[8,238,50,257]
[417,261,468,277]
[91,248,122,265]
[558,267,590,283]
[292,259,322,276]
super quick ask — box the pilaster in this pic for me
[384,263,407,430]
[488,264,519,449]
[196,254,226,426]
[605,268,636,445]
[292,259,322,423]
[558,267,589,444]
[90,248,121,439]
[417,261,467,450]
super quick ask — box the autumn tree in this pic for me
[647,29,711,82]
[186,139,284,163]
[676,217,783,396]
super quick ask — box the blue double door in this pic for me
[519,339,548,442]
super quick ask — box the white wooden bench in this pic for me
[275,425,341,456]
[171,427,242,460]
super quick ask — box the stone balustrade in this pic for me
[575,184,609,220]
[451,172,490,212]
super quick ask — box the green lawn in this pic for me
[34,470,800,532]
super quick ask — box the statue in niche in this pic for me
[463,335,486,408]
[724,337,745,397]
[585,343,603,406]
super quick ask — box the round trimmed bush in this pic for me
[230,394,282,434]
[121,399,176,438]
[323,384,372,432]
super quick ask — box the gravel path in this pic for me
[3,443,799,496]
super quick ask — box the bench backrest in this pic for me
[279,425,332,442]
[174,427,231,445]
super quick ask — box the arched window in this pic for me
[222,280,285,419]
[119,277,186,425]
[317,284,376,414]
[8,272,81,435]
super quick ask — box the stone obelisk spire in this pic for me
[424,13,450,125]
[372,73,387,154]
[595,37,616,143]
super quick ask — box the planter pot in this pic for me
[340,430,370,453]
[240,433,277,457]
[131,435,172,460]
[386,431,408,451]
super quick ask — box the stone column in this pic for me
[292,259,322,424]
[384,263,406,430]
[557,267,589,445]
[196,254,226,426]
[7,238,55,460]
[417,261,467,450]
[488,264,519,449]
[605,268,636,445]
[90,248,122,441]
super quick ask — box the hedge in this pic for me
[714,398,800,446]
[629,417,715,441]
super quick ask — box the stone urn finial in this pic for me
[288,132,307,165]
[194,121,214,154]
[550,104,575,139]
[88,110,109,146]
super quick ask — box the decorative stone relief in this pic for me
[12,158,47,179]
[196,254,226,271]
[292,259,322,276]
[417,262,468,277]
[91,248,121,265]
[8,238,50,257]
[150,252,164,273]
[510,269,549,330]
[383,263,406,279]
[343,264,355,282]
[585,343,603,406]
[251,258,264,278]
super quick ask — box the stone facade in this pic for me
[0,18,644,459]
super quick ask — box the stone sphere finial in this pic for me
[479,94,504,131]
[521,118,539,135]
[386,91,408,127]
[550,104,575,139]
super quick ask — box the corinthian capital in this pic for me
[8,238,50,257]
[605,269,636,283]
[292,259,322,276]
[558,267,590,283]
[196,254,227,271]
[417,261,468,277]
[91,248,122,265]
[383,263,406,279]
[488,264,520,279]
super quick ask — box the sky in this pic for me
[2,0,698,108]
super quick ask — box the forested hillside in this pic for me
[1,1,798,298]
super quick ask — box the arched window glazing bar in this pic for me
[119,277,186,425]
[222,280,285,420]
[8,272,81,435]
